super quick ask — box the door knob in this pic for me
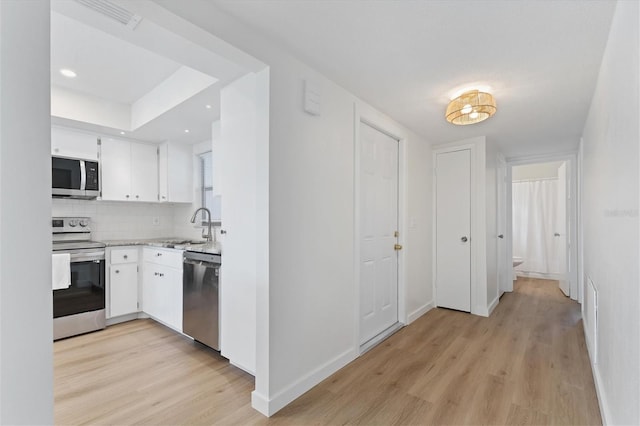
[394,244,403,250]
[220,229,227,235]
[498,234,504,239]
[461,236,468,242]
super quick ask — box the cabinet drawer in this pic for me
[143,247,183,269]
[110,247,139,264]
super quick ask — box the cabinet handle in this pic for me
[159,273,164,277]
[220,229,227,235]
[136,195,139,199]
[156,252,162,257]
[123,255,128,259]
[161,196,166,200]
[115,270,120,274]
[154,272,159,276]
[126,194,130,199]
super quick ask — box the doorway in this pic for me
[358,121,400,348]
[505,158,577,299]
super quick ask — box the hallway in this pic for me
[55,278,600,425]
[260,277,600,425]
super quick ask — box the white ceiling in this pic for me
[50,7,223,144]
[51,12,182,104]
[211,0,616,157]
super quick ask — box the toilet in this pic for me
[512,257,524,281]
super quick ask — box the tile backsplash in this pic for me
[52,199,210,242]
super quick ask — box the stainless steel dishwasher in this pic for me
[183,251,221,351]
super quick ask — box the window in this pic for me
[199,151,220,223]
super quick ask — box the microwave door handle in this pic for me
[79,160,86,191]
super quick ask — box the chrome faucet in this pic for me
[190,207,214,243]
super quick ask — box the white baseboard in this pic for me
[251,390,270,416]
[105,312,138,326]
[487,295,500,316]
[407,300,435,324]
[250,348,356,416]
[582,319,610,425]
[230,359,255,376]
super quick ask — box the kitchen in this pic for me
[48,1,264,419]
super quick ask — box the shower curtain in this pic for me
[512,179,561,275]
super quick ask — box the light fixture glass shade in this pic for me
[445,90,496,125]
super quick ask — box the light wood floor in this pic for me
[54,278,601,425]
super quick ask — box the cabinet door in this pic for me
[109,263,138,318]
[159,142,193,203]
[131,142,158,202]
[163,266,183,332]
[142,263,182,332]
[158,143,169,202]
[101,138,132,201]
[51,127,99,161]
[142,264,159,319]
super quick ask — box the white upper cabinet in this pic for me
[130,142,158,202]
[101,137,158,202]
[158,141,193,203]
[51,126,99,160]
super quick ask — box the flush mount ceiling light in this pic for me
[60,68,77,78]
[445,90,496,125]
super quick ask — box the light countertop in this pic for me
[101,238,221,255]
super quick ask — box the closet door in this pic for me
[435,149,471,312]
[556,162,569,296]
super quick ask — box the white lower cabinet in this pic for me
[107,247,139,319]
[109,264,138,317]
[142,248,183,332]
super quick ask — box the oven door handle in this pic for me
[68,252,105,262]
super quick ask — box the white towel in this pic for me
[52,253,71,290]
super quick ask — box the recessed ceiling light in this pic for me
[205,104,212,109]
[60,69,77,78]
[184,129,190,133]
[119,131,125,135]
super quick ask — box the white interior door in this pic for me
[497,156,508,295]
[359,122,399,345]
[436,149,471,312]
[556,162,570,296]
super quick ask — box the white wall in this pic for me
[406,128,434,321]
[52,199,176,241]
[156,1,433,415]
[512,161,562,180]
[0,1,53,423]
[580,1,639,424]
[217,71,263,375]
[51,86,131,130]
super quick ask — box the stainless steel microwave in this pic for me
[52,156,99,199]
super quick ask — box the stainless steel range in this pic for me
[52,217,106,340]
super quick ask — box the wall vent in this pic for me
[74,0,142,30]
[584,274,598,364]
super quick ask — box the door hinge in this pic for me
[394,231,399,238]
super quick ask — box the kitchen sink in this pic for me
[149,239,209,248]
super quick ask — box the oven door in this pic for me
[53,251,105,318]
